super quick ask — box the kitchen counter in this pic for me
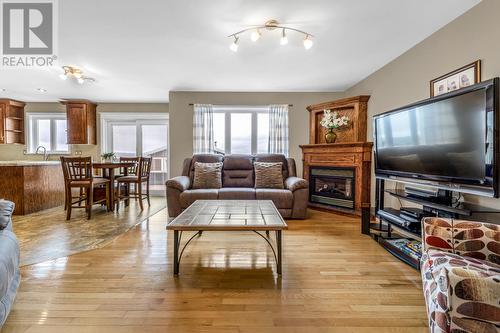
[0,162,64,215]
[0,160,61,166]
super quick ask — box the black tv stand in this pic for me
[404,186,453,205]
[369,177,500,270]
[384,188,500,216]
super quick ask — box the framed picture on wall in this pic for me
[430,60,481,97]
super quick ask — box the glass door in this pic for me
[111,124,137,157]
[105,118,168,196]
[141,124,168,194]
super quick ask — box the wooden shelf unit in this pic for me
[0,99,26,144]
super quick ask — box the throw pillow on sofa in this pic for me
[192,162,223,189]
[254,162,284,189]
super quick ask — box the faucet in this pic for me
[35,146,49,161]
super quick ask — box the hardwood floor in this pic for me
[13,198,165,266]
[3,209,428,333]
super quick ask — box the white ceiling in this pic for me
[0,0,481,103]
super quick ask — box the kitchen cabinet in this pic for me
[0,99,26,144]
[61,100,97,144]
[0,161,65,215]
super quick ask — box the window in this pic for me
[27,113,69,153]
[213,106,270,155]
[101,113,169,196]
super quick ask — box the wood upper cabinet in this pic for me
[0,99,26,144]
[61,100,97,144]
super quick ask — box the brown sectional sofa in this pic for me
[166,154,309,219]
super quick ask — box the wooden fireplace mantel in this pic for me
[300,142,373,216]
[300,142,373,150]
[301,96,373,234]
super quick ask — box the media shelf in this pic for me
[385,189,500,216]
[378,238,420,270]
[374,207,422,270]
[372,178,500,270]
[376,208,421,239]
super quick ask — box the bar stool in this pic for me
[61,156,111,220]
[112,157,140,207]
[116,157,151,210]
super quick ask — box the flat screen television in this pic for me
[374,78,499,197]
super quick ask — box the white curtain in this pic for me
[268,104,289,157]
[193,104,214,154]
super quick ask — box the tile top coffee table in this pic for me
[167,200,287,275]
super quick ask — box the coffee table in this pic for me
[166,200,288,275]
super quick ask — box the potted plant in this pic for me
[319,110,349,143]
[101,152,116,163]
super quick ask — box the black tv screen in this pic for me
[374,79,498,188]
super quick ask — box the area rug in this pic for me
[12,197,166,266]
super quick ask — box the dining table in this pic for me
[93,161,135,211]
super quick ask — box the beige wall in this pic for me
[344,0,500,207]
[168,91,344,178]
[0,103,168,161]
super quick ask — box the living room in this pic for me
[0,0,499,332]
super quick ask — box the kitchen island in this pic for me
[0,161,65,215]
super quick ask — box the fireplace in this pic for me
[301,96,372,233]
[309,167,355,209]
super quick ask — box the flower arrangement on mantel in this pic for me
[319,109,349,143]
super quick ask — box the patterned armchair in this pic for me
[420,217,500,333]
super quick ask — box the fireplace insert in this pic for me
[309,166,355,209]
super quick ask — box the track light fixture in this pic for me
[280,28,288,46]
[303,35,313,50]
[228,19,313,51]
[229,36,239,52]
[250,29,261,42]
[60,66,95,84]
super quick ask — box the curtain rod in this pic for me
[188,103,293,107]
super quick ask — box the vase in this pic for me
[325,129,337,143]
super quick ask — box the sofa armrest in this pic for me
[0,200,15,231]
[421,249,500,333]
[422,217,500,264]
[166,176,191,192]
[285,177,308,192]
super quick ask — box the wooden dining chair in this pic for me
[116,157,152,210]
[61,156,111,220]
[119,156,140,176]
[61,158,83,211]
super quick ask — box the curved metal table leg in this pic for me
[178,231,202,263]
[276,230,282,275]
[253,230,283,274]
[173,230,283,275]
[252,231,278,264]
[174,230,202,275]
[173,230,180,275]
